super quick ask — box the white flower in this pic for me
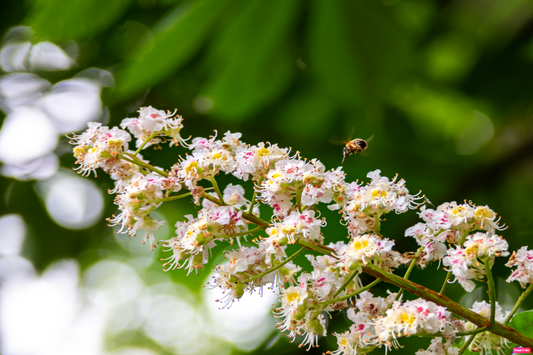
[506,247,533,287]
[464,301,508,354]
[337,234,395,267]
[374,299,453,344]
[70,123,131,176]
[416,338,459,355]
[233,142,289,181]
[265,210,324,248]
[342,170,422,236]
[120,106,188,149]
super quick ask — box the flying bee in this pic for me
[329,127,373,164]
[341,138,368,164]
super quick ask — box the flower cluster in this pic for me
[404,199,510,292]
[120,106,189,148]
[506,247,533,288]
[463,301,509,354]
[70,122,131,177]
[71,106,530,355]
[341,170,423,235]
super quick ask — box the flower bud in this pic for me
[191,253,204,270]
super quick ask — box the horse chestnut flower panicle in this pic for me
[71,106,531,354]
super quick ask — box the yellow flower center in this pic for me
[465,244,479,257]
[401,312,415,325]
[475,207,494,219]
[186,161,198,173]
[371,189,387,198]
[257,147,270,156]
[353,240,369,250]
[286,291,300,303]
[452,206,465,215]
[282,226,295,234]
[339,338,348,347]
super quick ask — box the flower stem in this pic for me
[395,247,423,301]
[246,247,306,283]
[483,257,496,325]
[323,278,381,307]
[504,283,533,325]
[439,271,452,295]
[297,239,334,256]
[295,185,303,212]
[150,192,191,204]
[134,131,159,156]
[456,326,488,337]
[361,262,533,347]
[333,268,360,298]
[458,332,477,355]
[248,176,264,214]
[374,213,381,236]
[216,226,266,239]
[210,173,225,205]
[122,152,169,177]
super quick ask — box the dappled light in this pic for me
[36,170,104,229]
[204,278,279,351]
[1,0,533,354]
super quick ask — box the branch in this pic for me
[362,263,533,347]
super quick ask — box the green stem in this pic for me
[361,262,533,347]
[217,226,266,239]
[209,173,225,205]
[374,213,381,236]
[150,192,191,204]
[483,257,496,325]
[410,326,489,339]
[248,176,264,214]
[333,268,360,298]
[295,185,303,212]
[323,278,381,307]
[456,326,488,337]
[134,131,159,155]
[297,239,334,256]
[439,271,452,295]
[246,247,306,283]
[504,283,533,325]
[458,227,472,246]
[396,247,422,301]
[458,332,477,355]
[122,152,169,177]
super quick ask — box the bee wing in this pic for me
[328,138,348,146]
[365,135,374,143]
[328,126,355,146]
[347,126,355,140]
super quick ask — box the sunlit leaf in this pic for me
[509,310,533,337]
[113,0,231,100]
[308,0,410,109]
[202,0,301,121]
[25,0,133,41]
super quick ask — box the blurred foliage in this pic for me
[1,0,533,354]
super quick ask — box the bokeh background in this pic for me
[0,0,532,354]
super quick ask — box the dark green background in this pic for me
[1,0,532,354]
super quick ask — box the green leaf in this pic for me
[202,0,301,121]
[25,0,133,41]
[308,0,410,109]
[113,0,231,100]
[509,310,533,338]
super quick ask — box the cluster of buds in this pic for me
[70,106,533,354]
